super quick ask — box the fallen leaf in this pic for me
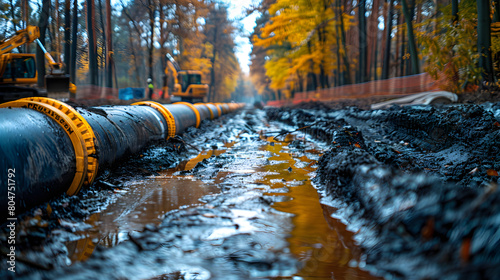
[487,169,499,176]
[421,216,434,240]
[460,237,471,263]
[46,204,52,216]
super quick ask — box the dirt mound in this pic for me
[267,102,500,279]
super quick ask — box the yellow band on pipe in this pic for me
[207,102,222,116]
[195,103,214,120]
[132,101,177,139]
[0,98,91,196]
[174,102,201,128]
[22,97,99,188]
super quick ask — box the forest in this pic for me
[0,0,246,102]
[1,0,499,103]
[250,0,500,101]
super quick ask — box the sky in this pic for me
[222,0,260,74]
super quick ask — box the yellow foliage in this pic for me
[255,0,343,95]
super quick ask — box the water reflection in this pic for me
[261,135,379,279]
[65,131,379,279]
[66,170,219,262]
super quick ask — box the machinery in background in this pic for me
[163,54,208,103]
[0,26,74,102]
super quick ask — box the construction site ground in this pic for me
[1,91,500,280]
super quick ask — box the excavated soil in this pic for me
[266,99,500,279]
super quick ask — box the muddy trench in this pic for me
[2,102,500,280]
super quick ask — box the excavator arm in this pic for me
[35,39,63,73]
[165,54,179,84]
[0,26,39,55]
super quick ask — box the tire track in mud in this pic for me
[267,103,500,279]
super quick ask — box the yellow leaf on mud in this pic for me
[46,204,52,216]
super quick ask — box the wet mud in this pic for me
[267,102,500,279]
[3,100,499,280]
[0,109,380,279]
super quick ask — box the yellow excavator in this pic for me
[0,25,74,102]
[163,54,208,103]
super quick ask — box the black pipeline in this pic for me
[0,98,244,222]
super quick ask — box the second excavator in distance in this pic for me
[163,54,208,103]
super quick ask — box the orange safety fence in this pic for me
[267,73,440,107]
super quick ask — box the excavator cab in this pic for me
[178,72,202,92]
[0,54,37,83]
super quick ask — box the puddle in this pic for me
[64,126,378,279]
[65,171,220,263]
[259,134,379,279]
[65,140,238,263]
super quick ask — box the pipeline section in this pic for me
[0,98,244,221]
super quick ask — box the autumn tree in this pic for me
[250,9,276,101]
[204,3,240,102]
[417,0,481,92]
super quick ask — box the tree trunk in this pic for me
[400,25,405,76]
[105,0,113,88]
[382,0,393,79]
[373,32,379,80]
[64,0,71,75]
[98,0,106,86]
[209,25,218,102]
[127,24,141,87]
[451,0,459,24]
[87,0,98,85]
[493,0,500,23]
[55,0,60,61]
[37,0,50,87]
[147,0,155,85]
[70,0,78,83]
[337,0,352,85]
[358,0,367,83]
[367,0,380,81]
[10,0,18,32]
[477,0,495,84]
[159,0,168,94]
[401,0,420,75]
[22,0,29,52]
[318,27,329,88]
